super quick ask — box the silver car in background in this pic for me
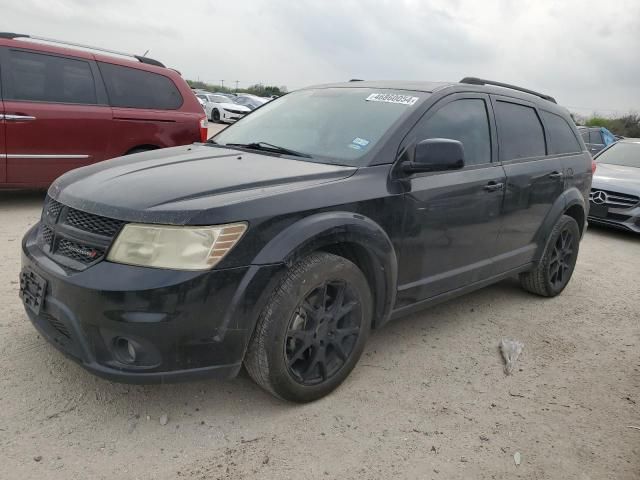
[589,139,640,233]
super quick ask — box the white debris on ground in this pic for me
[500,338,524,375]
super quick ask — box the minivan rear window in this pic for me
[98,62,182,110]
[495,101,546,160]
[541,111,581,154]
[5,49,97,105]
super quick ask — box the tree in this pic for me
[582,114,640,138]
[186,80,288,97]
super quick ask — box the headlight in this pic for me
[107,223,247,270]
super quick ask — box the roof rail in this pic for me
[0,32,165,68]
[460,77,556,104]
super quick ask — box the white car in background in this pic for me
[195,93,250,123]
[234,94,271,111]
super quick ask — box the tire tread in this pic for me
[244,252,358,400]
[519,214,579,297]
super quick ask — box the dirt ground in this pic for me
[0,189,638,480]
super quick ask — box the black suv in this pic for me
[20,78,593,402]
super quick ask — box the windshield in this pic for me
[213,88,425,165]
[207,95,230,104]
[596,141,640,168]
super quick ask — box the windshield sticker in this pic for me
[366,93,419,106]
[352,137,370,147]
[348,137,370,151]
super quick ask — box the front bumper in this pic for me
[588,202,640,233]
[221,111,246,123]
[20,224,283,383]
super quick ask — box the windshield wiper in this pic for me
[224,142,312,158]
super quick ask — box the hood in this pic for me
[50,144,356,224]
[592,163,640,195]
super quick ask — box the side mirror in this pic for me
[403,138,465,174]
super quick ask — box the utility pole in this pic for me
[220,80,225,89]
[235,80,239,92]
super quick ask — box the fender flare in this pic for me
[534,187,586,259]
[253,212,398,327]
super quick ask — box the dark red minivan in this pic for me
[0,33,207,189]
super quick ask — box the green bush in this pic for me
[583,114,640,138]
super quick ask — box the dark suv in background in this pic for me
[0,33,207,189]
[20,77,592,402]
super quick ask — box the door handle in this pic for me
[483,181,504,192]
[549,171,564,179]
[3,114,37,122]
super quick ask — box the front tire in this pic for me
[519,214,580,297]
[244,252,372,403]
[211,109,220,123]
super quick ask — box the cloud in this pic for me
[1,0,638,113]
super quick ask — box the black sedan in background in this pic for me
[589,139,640,233]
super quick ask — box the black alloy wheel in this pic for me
[548,227,576,290]
[519,214,580,297]
[244,252,372,402]
[284,281,361,386]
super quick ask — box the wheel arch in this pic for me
[253,212,398,328]
[535,188,587,259]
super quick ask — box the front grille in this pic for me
[57,238,105,264]
[37,196,124,270]
[40,224,54,248]
[66,207,124,237]
[44,198,63,219]
[589,189,639,209]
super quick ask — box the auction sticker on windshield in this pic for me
[366,93,419,105]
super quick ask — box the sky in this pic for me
[2,0,639,116]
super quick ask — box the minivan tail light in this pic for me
[591,159,597,174]
[199,116,208,143]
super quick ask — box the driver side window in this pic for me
[414,98,492,166]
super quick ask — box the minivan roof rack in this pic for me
[0,32,166,68]
[459,77,557,104]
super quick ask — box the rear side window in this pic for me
[495,101,546,160]
[98,62,182,110]
[5,49,97,104]
[589,129,603,145]
[541,111,581,154]
[416,98,491,166]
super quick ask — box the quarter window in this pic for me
[416,98,491,166]
[98,62,182,110]
[5,49,97,104]
[495,101,546,160]
[541,111,581,154]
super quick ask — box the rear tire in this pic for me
[519,214,580,297]
[244,252,372,403]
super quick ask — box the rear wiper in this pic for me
[224,142,312,158]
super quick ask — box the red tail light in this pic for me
[199,117,208,143]
[591,159,597,174]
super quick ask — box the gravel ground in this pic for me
[0,190,638,480]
